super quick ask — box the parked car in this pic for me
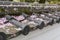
[43,13,60,23]
[13,15,39,30]
[28,13,45,29]
[39,14,54,25]
[0,15,31,40]
[13,13,45,29]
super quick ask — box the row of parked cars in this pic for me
[0,11,60,40]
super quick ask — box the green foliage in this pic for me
[39,0,45,3]
[18,8,32,15]
[13,0,45,3]
[0,8,5,12]
[25,0,34,2]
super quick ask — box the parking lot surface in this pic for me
[10,23,60,40]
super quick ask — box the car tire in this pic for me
[50,19,54,25]
[0,32,7,40]
[38,22,45,29]
[56,19,60,23]
[22,25,30,35]
[59,18,60,22]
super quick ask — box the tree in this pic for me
[39,0,45,3]
[13,0,20,2]
[25,0,34,2]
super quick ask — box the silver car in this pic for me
[0,15,30,40]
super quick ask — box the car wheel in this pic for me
[50,19,54,25]
[22,25,30,35]
[0,32,7,40]
[56,19,60,23]
[59,18,60,22]
[38,22,45,29]
[51,19,54,24]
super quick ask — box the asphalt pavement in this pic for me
[10,23,60,40]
